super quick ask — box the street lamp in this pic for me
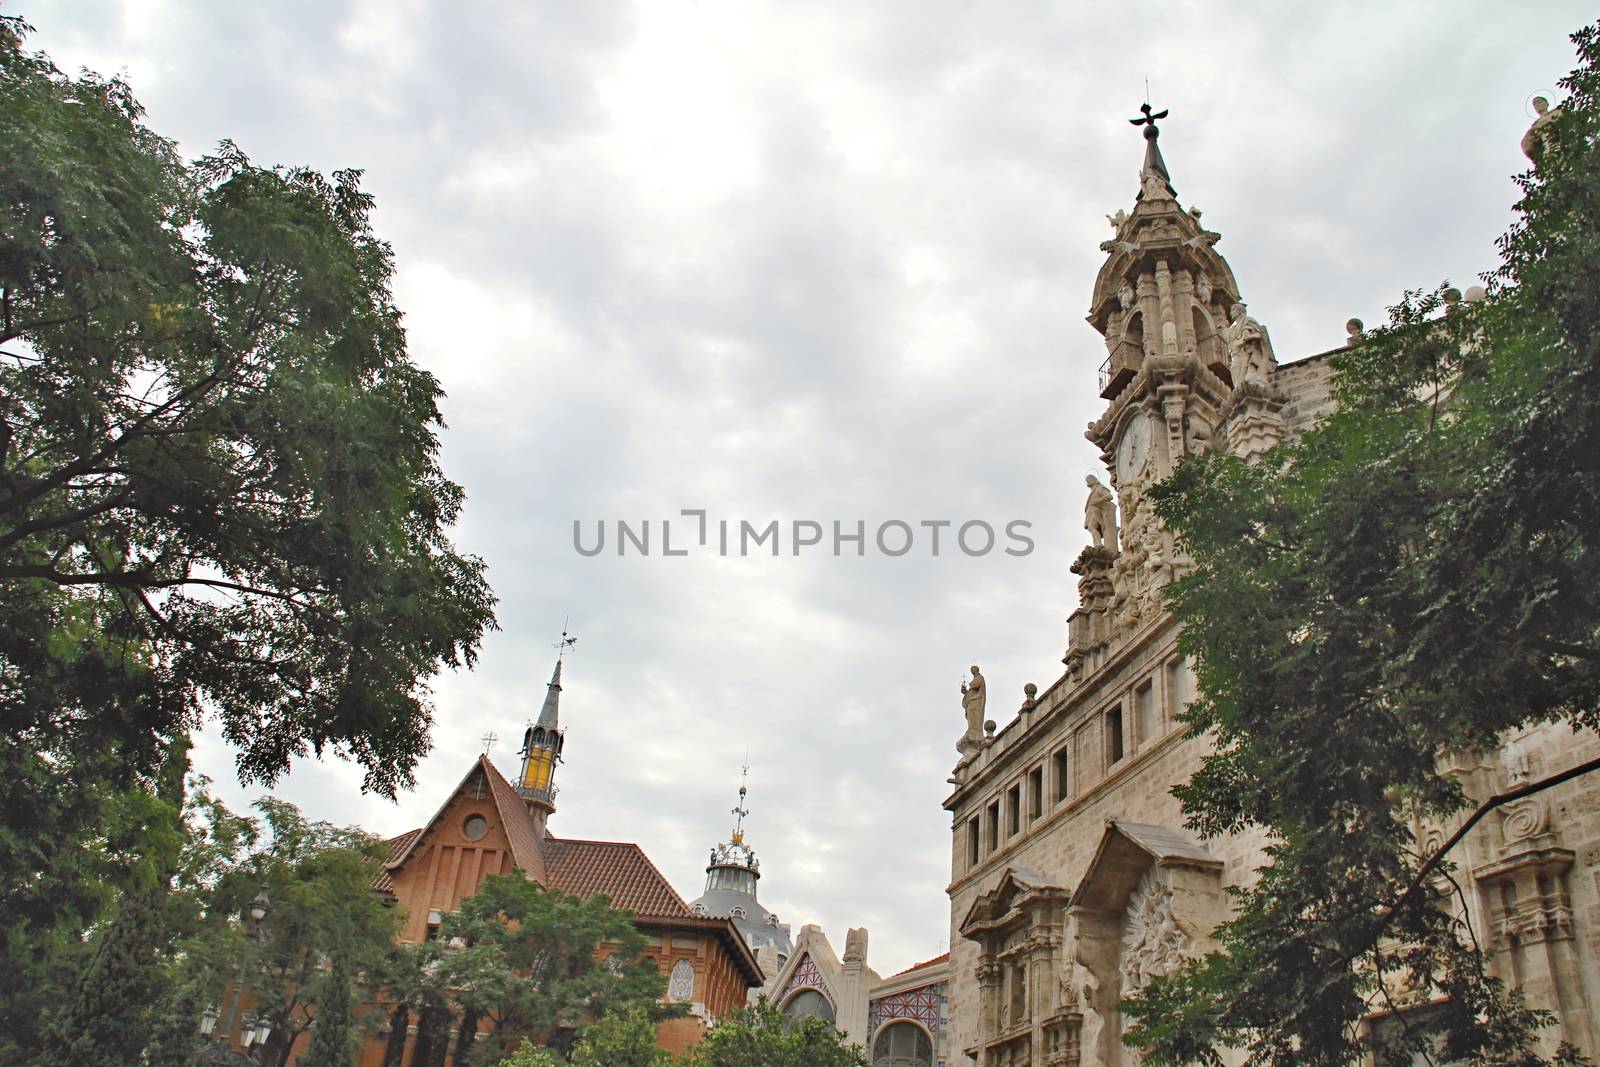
[213,887,271,1050]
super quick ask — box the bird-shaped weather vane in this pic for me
[553,617,577,660]
[1130,100,1169,136]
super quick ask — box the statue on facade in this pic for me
[1521,95,1564,161]
[1222,301,1275,388]
[1085,474,1118,550]
[961,665,987,743]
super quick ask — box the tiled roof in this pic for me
[891,952,949,978]
[544,837,693,919]
[373,829,422,893]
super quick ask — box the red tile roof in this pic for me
[891,952,949,978]
[373,829,422,893]
[543,837,693,919]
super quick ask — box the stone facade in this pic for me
[943,118,1600,1066]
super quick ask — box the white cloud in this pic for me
[26,0,1595,974]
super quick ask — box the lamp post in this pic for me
[212,888,271,1053]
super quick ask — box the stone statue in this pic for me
[961,665,987,741]
[1222,301,1275,387]
[1106,208,1128,232]
[1521,95,1563,161]
[1085,475,1118,550]
[1117,283,1136,311]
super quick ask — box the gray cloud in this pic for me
[31,0,1593,973]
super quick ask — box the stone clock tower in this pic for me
[943,102,1599,1067]
[1067,104,1286,682]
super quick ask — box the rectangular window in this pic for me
[1028,767,1044,823]
[1135,680,1156,746]
[1053,747,1070,803]
[1006,784,1021,837]
[967,817,980,867]
[1107,706,1125,764]
[986,800,1000,854]
[1167,656,1196,721]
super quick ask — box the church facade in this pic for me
[943,112,1600,1066]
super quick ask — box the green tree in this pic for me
[0,11,495,974]
[568,1010,675,1067]
[210,800,400,1067]
[1125,21,1600,1067]
[686,1000,866,1067]
[301,940,357,1067]
[427,872,677,1065]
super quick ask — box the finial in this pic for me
[730,761,751,844]
[1129,99,1173,194]
[480,730,498,753]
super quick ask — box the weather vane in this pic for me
[553,616,577,660]
[1130,100,1169,137]
[480,730,498,753]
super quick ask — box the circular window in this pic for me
[462,815,488,841]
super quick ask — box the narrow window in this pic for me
[1107,706,1125,764]
[1006,784,1021,837]
[1166,656,1196,721]
[986,801,1000,854]
[1053,747,1070,803]
[1028,767,1044,822]
[967,817,980,867]
[1135,680,1156,746]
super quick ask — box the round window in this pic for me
[463,815,488,841]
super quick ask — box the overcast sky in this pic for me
[28,2,1592,974]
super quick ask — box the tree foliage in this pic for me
[0,10,494,962]
[1125,21,1600,1067]
[685,1000,866,1067]
[416,872,676,1065]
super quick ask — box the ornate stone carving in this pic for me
[1120,868,1190,995]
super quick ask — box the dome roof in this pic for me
[688,886,793,955]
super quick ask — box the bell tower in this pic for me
[517,658,566,818]
[1067,103,1286,677]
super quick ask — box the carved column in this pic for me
[1066,546,1118,676]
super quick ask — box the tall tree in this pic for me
[1126,21,1600,1067]
[301,940,357,1067]
[0,11,495,961]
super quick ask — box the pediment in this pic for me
[959,867,1069,938]
[1069,819,1221,913]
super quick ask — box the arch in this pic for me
[871,1019,934,1066]
[781,988,835,1023]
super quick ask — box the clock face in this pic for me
[1117,414,1150,481]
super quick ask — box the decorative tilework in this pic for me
[783,953,828,999]
[870,982,948,1067]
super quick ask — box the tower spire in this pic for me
[518,627,577,813]
[730,760,750,845]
